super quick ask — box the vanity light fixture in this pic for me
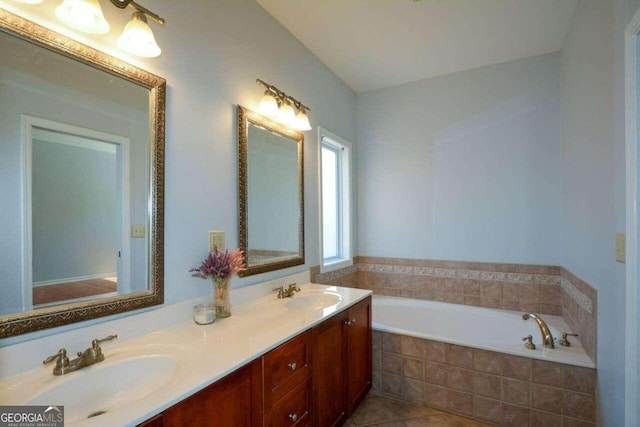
[110,0,164,58]
[27,0,164,57]
[55,0,110,35]
[256,79,312,131]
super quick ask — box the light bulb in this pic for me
[55,0,110,35]
[278,101,296,127]
[258,91,279,117]
[294,109,311,131]
[117,12,161,58]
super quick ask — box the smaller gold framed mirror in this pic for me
[237,106,304,277]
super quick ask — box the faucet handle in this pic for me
[287,283,300,292]
[559,332,578,347]
[91,334,118,353]
[43,348,69,367]
[273,286,285,298]
[522,335,536,350]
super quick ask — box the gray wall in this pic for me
[561,1,623,425]
[31,138,117,283]
[357,53,563,265]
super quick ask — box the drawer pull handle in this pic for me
[351,318,356,324]
[288,362,297,371]
[289,413,298,422]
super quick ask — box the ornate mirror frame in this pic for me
[0,9,166,338]
[237,106,304,277]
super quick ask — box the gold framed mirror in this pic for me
[237,106,304,277]
[0,9,165,338]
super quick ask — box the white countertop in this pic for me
[0,283,372,426]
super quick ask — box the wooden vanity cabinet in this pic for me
[137,296,371,427]
[161,360,263,427]
[312,296,372,427]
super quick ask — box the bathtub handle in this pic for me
[522,335,536,350]
[559,332,579,347]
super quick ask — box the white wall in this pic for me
[0,0,356,345]
[357,53,563,265]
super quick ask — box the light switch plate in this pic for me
[616,233,626,263]
[131,225,145,238]
[209,230,225,252]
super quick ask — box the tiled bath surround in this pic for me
[373,330,597,426]
[311,257,597,362]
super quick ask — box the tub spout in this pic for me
[522,313,555,348]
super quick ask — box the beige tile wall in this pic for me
[311,257,597,361]
[373,330,597,426]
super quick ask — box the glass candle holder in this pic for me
[193,303,216,325]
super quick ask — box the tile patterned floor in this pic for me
[345,394,493,427]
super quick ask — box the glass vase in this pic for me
[212,277,231,318]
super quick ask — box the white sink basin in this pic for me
[284,292,342,310]
[24,354,178,424]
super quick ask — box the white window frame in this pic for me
[318,127,353,273]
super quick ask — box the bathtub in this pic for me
[372,295,594,368]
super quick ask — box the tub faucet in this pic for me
[522,313,555,348]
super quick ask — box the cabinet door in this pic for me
[312,310,348,427]
[162,360,262,427]
[347,296,372,414]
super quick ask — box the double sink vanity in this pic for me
[0,8,371,426]
[0,283,372,426]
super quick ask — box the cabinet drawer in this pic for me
[263,330,312,408]
[265,377,311,427]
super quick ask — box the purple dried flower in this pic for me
[189,247,245,280]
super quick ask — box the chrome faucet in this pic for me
[43,334,118,375]
[522,313,555,348]
[273,283,301,299]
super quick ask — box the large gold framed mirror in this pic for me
[0,9,165,338]
[237,106,304,277]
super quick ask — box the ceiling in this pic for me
[256,0,578,93]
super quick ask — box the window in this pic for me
[319,127,352,271]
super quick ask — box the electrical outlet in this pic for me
[616,233,626,263]
[209,230,225,252]
[131,225,145,238]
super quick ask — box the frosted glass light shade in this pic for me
[294,110,311,131]
[55,0,110,35]
[258,92,279,117]
[278,101,296,126]
[117,12,161,58]
[11,0,44,4]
